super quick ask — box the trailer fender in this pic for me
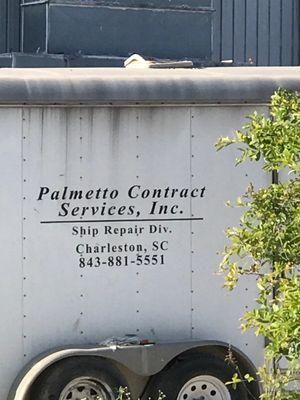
[8,341,258,400]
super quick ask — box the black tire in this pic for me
[30,356,128,400]
[143,353,249,400]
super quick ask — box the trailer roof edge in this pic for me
[0,67,299,105]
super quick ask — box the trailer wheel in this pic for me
[30,357,128,400]
[143,353,249,400]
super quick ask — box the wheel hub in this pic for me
[177,375,231,400]
[59,377,110,400]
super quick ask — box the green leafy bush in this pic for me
[216,89,300,400]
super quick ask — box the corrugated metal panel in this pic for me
[269,0,281,65]
[233,0,246,63]
[213,0,300,66]
[212,0,222,61]
[293,0,299,65]
[257,0,269,65]
[245,0,257,64]
[221,0,234,60]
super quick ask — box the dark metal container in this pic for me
[21,0,213,63]
[0,0,20,53]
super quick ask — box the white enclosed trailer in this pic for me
[0,67,299,400]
